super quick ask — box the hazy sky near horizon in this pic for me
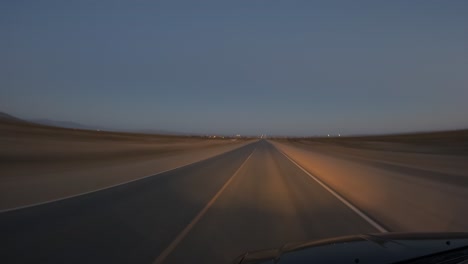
[1,1,467,136]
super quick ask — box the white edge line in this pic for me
[273,144,388,233]
[153,147,257,264]
[0,143,254,214]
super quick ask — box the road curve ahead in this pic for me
[0,140,380,264]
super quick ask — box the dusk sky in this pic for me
[1,1,467,136]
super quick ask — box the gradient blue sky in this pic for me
[1,1,467,136]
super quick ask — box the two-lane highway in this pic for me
[161,141,380,263]
[0,140,381,264]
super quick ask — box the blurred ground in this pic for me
[0,119,251,210]
[272,131,468,231]
[2,119,468,263]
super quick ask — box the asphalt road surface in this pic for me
[0,140,381,264]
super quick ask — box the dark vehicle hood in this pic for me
[234,232,468,264]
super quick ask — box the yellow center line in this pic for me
[153,147,257,264]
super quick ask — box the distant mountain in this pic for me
[28,118,100,130]
[1,111,187,135]
[28,119,185,135]
[0,112,27,123]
